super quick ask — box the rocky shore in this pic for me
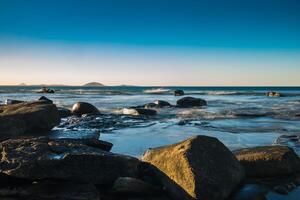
[0,95,300,200]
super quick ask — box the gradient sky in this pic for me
[0,0,300,86]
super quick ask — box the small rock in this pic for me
[176,96,207,108]
[37,87,55,94]
[174,90,184,96]
[273,185,289,195]
[71,102,99,116]
[58,107,72,118]
[266,91,282,97]
[144,100,171,109]
[4,99,24,105]
[123,108,157,116]
[38,96,53,103]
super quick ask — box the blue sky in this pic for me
[0,0,300,85]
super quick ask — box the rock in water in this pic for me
[71,102,99,116]
[123,108,157,116]
[57,107,72,118]
[266,91,282,97]
[0,137,140,185]
[174,90,185,96]
[142,135,245,200]
[176,97,207,108]
[234,146,300,177]
[38,96,53,103]
[0,101,60,137]
[144,100,172,109]
[4,99,24,105]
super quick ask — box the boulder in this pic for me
[0,101,60,137]
[142,135,245,200]
[123,108,157,116]
[4,99,24,105]
[144,100,172,109]
[234,146,300,177]
[176,97,207,108]
[110,177,160,196]
[71,102,99,116]
[174,90,184,96]
[37,87,55,94]
[266,91,282,97]
[58,107,72,118]
[0,137,140,185]
[38,96,53,103]
[0,180,100,200]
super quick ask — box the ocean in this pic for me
[1,86,300,157]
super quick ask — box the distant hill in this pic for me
[18,83,27,86]
[83,82,104,87]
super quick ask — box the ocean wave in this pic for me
[143,88,171,94]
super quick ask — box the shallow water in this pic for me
[1,86,300,157]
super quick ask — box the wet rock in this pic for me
[71,102,99,116]
[4,99,24,105]
[174,90,184,96]
[176,97,207,108]
[234,146,300,177]
[110,177,160,196]
[58,107,72,118]
[0,137,140,185]
[0,180,100,200]
[273,185,289,195]
[144,100,172,109]
[37,87,55,94]
[231,184,267,200]
[38,96,53,103]
[142,135,245,200]
[266,91,282,97]
[123,108,157,116]
[0,101,60,137]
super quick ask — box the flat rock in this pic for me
[0,137,140,185]
[142,135,245,200]
[0,101,60,137]
[176,97,207,108]
[234,146,300,177]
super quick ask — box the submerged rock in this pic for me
[234,146,300,178]
[0,101,60,138]
[0,137,140,185]
[231,184,267,200]
[174,90,184,96]
[123,108,157,116]
[142,135,245,200]
[176,97,207,108]
[71,102,99,116]
[144,100,172,109]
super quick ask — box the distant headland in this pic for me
[82,82,105,87]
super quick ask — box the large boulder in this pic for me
[123,108,157,116]
[144,100,172,109]
[0,137,140,185]
[142,135,245,200]
[174,90,184,96]
[71,102,99,116]
[0,101,60,138]
[234,146,300,178]
[176,97,207,108]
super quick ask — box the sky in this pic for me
[0,0,300,86]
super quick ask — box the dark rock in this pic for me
[231,184,267,200]
[174,90,184,96]
[38,96,53,103]
[176,97,207,108]
[58,107,72,118]
[234,146,300,177]
[0,101,60,137]
[123,108,157,116]
[0,137,140,185]
[266,91,282,97]
[71,102,99,116]
[0,180,100,200]
[110,177,160,196]
[37,87,55,94]
[4,99,24,105]
[144,100,172,109]
[142,135,245,200]
[273,185,289,195]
